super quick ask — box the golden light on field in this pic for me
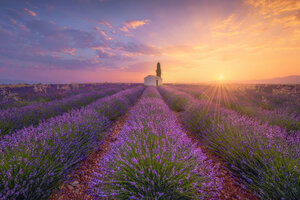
[219,75,224,80]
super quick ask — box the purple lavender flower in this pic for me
[0,86,144,199]
[89,87,222,199]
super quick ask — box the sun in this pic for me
[218,75,223,80]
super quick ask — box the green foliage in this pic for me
[159,88,191,112]
[272,117,300,134]
[182,105,217,137]
[156,62,161,77]
[205,123,300,200]
[102,130,203,200]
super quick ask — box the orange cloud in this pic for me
[246,0,300,17]
[210,0,300,49]
[23,8,37,16]
[119,19,150,32]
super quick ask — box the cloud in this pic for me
[96,49,114,58]
[61,48,76,55]
[123,20,150,29]
[9,19,28,32]
[114,41,160,55]
[85,18,114,29]
[297,10,300,19]
[62,28,102,48]
[96,49,134,62]
[0,47,98,70]
[97,20,113,28]
[89,18,149,34]
[0,16,140,72]
[0,16,114,71]
[25,19,107,52]
[210,0,300,48]
[23,8,37,16]
[246,0,300,17]
[119,19,150,32]
[95,26,112,40]
[244,0,300,29]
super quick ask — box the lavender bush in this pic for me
[90,87,222,200]
[157,86,193,112]
[0,86,144,200]
[159,86,300,200]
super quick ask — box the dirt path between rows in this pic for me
[49,94,259,200]
[48,112,130,200]
[174,112,259,200]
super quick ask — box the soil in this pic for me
[48,112,129,200]
[174,112,260,200]
[49,95,259,200]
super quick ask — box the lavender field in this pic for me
[2,0,300,199]
[0,83,299,200]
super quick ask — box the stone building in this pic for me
[144,75,163,86]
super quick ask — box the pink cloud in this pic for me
[97,20,113,28]
[61,48,76,55]
[119,19,150,32]
[9,19,28,32]
[96,49,115,58]
[24,8,37,16]
[95,26,112,40]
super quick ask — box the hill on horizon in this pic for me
[240,75,300,84]
[0,79,41,85]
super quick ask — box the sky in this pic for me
[0,0,300,83]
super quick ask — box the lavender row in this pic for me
[159,86,300,150]
[0,84,130,136]
[171,84,300,134]
[0,86,144,200]
[0,83,126,109]
[90,87,222,199]
[158,86,299,200]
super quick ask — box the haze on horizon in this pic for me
[0,0,300,83]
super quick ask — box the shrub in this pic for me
[205,122,300,200]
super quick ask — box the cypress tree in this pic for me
[156,62,161,77]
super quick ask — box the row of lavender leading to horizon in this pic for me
[0,85,144,199]
[158,85,299,200]
[90,87,222,199]
[0,83,139,136]
[170,84,300,134]
[0,83,121,109]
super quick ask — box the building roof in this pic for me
[144,75,162,79]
